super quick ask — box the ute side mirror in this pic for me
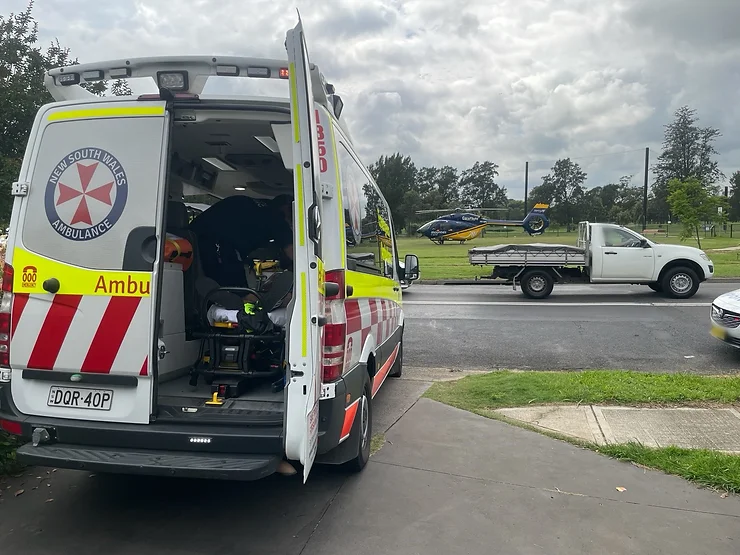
[640,239,650,248]
[404,254,420,281]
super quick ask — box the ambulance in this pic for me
[0,19,420,482]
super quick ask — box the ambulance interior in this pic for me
[155,108,297,421]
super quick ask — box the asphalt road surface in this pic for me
[402,281,740,374]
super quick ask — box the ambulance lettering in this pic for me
[21,266,38,288]
[94,274,151,296]
[44,147,129,242]
[315,109,328,173]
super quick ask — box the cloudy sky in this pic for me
[9,0,740,199]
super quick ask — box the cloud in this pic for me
[6,0,739,198]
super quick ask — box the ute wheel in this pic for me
[520,270,554,299]
[345,381,373,473]
[648,283,663,293]
[661,266,700,299]
[389,337,403,378]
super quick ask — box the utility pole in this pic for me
[642,147,649,231]
[524,161,529,214]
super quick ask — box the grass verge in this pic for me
[595,443,740,494]
[424,370,740,493]
[424,370,740,410]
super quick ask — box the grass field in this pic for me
[396,230,740,280]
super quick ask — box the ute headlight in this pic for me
[700,253,710,261]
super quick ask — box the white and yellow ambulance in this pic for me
[0,18,420,482]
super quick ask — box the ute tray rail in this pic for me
[468,243,587,266]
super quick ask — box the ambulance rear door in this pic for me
[283,17,326,483]
[8,100,170,425]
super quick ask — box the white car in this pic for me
[710,289,740,347]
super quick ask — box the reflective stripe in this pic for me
[300,272,308,357]
[13,247,151,297]
[295,164,306,247]
[47,106,166,121]
[345,270,401,304]
[317,257,325,296]
[289,62,300,143]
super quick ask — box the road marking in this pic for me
[403,301,710,307]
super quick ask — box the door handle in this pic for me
[605,251,617,255]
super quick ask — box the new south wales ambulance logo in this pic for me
[44,147,128,241]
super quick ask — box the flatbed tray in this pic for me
[468,243,586,266]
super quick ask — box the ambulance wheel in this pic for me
[389,337,403,378]
[345,382,372,472]
[520,270,554,299]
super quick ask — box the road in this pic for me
[402,281,740,374]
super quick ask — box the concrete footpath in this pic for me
[2,399,738,555]
[497,405,740,452]
[305,399,739,555]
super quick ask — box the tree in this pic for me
[368,153,417,231]
[0,1,105,226]
[667,177,727,249]
[458,161,506,208]
[652,106,723,220]
[540,158,587,230]
[111,79,133,96]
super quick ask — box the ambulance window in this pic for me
[337,142,385,275]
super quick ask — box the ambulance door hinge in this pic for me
[12,181,29,197]
[320,181,332,199]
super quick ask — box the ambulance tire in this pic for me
[389,335,404,378]
[345,381,373,473]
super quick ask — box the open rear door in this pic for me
[8,99,170,425]
[284,17,326,483]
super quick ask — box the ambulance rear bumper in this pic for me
[16,442,281,481]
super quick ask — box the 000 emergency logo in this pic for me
[44,147,128,241]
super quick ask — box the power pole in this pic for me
[642,147,649,231]
[524,161,529,214]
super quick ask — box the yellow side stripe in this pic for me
[47,106,165,121]
[300,272,308,357]
[295,164,306,247]
[289,62,300,144]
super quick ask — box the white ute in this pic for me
[469,221,714,299]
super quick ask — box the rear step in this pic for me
[17,443,282,481]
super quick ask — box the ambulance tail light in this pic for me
[323,269,347,382]
[0,263,13,378]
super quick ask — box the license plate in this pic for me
[711,325,727,340]
[47,386,113,411]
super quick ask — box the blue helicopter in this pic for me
[415,204,550,244]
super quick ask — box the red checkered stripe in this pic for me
[344,297,401,370]
[10,293,151,376]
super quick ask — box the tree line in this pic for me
[369,105,738,241]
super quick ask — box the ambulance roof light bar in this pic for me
[44,55,334,112]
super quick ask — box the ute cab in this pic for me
[0,18,420,482]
